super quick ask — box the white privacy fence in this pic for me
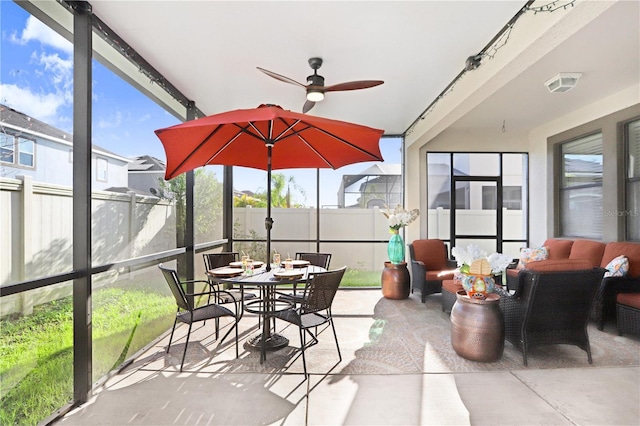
[1,176,176,317]
[1,176,525,317]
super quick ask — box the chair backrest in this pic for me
[521,268,605,331]
[409,240,448,270]
[203,252,239,270]
[302,266,346,314]
[296,252,332,269]
[159,264,191,312]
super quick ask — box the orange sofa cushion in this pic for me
[617,292,640,309]
[543,239,574,260]
[601,242,640,278]
[411,239,448,270]
[427,270,455,281]
[569,239,606,267]
[525,259,593,272]
[442,279,463,293]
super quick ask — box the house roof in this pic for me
[129,155,166,172]
[0,104,128,162]
[1,103,73,142]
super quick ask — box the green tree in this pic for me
[238,173,306,208]
[159,169,223,274]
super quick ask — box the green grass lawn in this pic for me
[0,269,380,425]
[0,287,175,426]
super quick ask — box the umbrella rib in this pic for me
[203,122,268,164]
[167,123,225,177]
[272,119,302,143]
[310,125,383,161]
[295,133,335,168]
[204,131,244,164]
[272,118,383,166]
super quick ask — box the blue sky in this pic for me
[1,1,400,207]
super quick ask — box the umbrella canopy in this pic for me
[155,104,385,268]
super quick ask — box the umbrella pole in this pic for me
[265,144,273,271]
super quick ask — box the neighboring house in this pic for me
[338,163,402,208]
[0,104,130,190]
[127,155,167,196]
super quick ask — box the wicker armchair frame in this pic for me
[408,241,457,303]
[496,268,605,366]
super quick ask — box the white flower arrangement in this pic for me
[381,205,419,231]
[451,244,512,275]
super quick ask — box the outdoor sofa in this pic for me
[506,238,640,330]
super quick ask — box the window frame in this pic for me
[96,156,108,182]
[625,117,640,241]
[0,132,36,169]
[558,132,603,239]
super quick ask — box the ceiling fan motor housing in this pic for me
[306,74,325,87]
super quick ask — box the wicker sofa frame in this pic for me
[616,294,640,336]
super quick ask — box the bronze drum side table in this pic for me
[450,290,504,362]
[381,261,410,300]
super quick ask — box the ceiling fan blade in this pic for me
[257,67,306,88]
[302,100,316,114]
[324,80,384,92]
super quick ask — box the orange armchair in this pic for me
[408,239,457,303]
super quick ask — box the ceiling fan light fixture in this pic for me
[306,90,325,102]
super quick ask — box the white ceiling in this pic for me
[85,0,638,138]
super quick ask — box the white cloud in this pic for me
[0,83,67,124]
[98,111,123,129]
[36,52,73,91]
[11,15,72,55]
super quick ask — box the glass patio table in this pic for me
[207,264,325,363]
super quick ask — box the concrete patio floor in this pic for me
[58,289,640,425]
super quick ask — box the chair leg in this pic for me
[299,326,308,379]
[167,317,178,351]
[180,323,193,372]
[584,333,593,364]
[421,283,427,303]
[330,319,342,362]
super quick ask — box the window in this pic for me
[0,133,14,163]
[426,152,528,259]
[626,119,640,240]
[0,133,35,167]
[96,157,108,182]
[482,186,522,210]
[18,137,34,167]
[560,133,603,239]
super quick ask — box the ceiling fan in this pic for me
[257,57,384,113]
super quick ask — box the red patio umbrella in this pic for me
[155,104,384,269]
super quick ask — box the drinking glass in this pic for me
[245,258,254,275]
[241,255,250,271]
[272,253,281,268]
[284,258,293,271]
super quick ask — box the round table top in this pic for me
[207,265,326,285]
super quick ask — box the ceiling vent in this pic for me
[545,72,582,93]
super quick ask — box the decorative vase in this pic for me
[387,230,405,264]
[460,273,496,300]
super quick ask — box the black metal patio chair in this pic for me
[159,264,241,371]
[278,252,333,304]
[273,266,346,378]
[203,252,258,303]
